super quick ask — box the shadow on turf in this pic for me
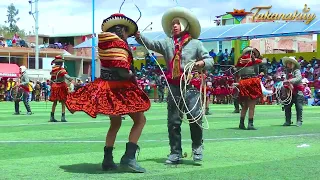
[140,158,202,166]
[60,163,123,174]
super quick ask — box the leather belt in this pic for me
[240,75,257,79]
[100,69,127,81]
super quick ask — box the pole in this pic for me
[91,0,95,81]
[35,0,39,69]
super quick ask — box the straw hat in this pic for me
[282,56,301,69]
[161,7,201,39]
[101,13,138,37]
[19,66,27,73]
[242,46,260,58]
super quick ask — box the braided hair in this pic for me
[106,25,129,44]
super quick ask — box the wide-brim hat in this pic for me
[101,13,138,37]
[242,46,260,58]
[161,7,201,39]
[282,56,301,69]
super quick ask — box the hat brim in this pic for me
[161,7,201,39]
[101,16,138,37]
[242,47,260,57]
[282,57,301,69]
[54,59,65,63]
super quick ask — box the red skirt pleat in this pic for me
[49,82,68,102]
[65,78,151,118]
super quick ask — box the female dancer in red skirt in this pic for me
[65,13,150,173]
[235,47,263,130]
[49,56,73,122]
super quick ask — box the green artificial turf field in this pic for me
[0,102,319,180]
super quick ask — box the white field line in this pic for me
[0,133,319,143]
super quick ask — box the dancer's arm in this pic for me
[195,41,214,70]
[64,74,73,82]
[135,32,166,55]
[20,75,30,86]
[289,69,302,85]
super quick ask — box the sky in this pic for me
[0,0,319,36]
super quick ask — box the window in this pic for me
[28,56,43,69]
[10,57,23,66]
[0,57,9,63]
[218,41,223,51]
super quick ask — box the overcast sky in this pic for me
[0,0,319,35]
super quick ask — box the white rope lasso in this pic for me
[274,81,293,106]
[138,37,209,129]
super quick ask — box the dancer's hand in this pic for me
[194,60,205,69]
[134,31,141,39]
[239,58,251,64]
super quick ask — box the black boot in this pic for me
[14,101,20,115]
[296,95,303,127]
[205,108,211,115]
[233,99,240,113]
[102,146,117,171]
[61,113,67,122]
[283,106,292,126]
[247,118,257,130]
[239,117,246,130]
[120,142,145,173]
[49,112,58,122]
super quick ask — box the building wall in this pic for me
[263,52,316,61]
[25,36,45,44]
[75,48,92,57]
[250,36,317,53]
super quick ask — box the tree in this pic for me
[0,3,26,39]
[4,3,20,33]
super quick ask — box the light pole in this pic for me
[28,0,39,69]
[91,0,95,81]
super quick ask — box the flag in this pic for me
[82,36,87,42]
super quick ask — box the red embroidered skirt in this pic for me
[49,82,68,102]
[65,78,151,118]
[239,77,262,101]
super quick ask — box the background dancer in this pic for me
[135,7,214,164]
[235,47,264,130]
[49,56,73,122]
[13,66,32,115]
[232,68,241,113]
[282,56,304,127]
[66,13,150,173]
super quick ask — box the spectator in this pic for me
[303,83,312,104]
[311,89,320,106]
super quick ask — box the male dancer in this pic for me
[282,56,304,127]
[156,75,166,103]
[233,68,241,113]
[49,56,73,122]
[13,66,32,115]
[135,7,214,164]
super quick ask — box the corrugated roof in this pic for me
[48,32,92,38]
[127,20,320,45]
[71,20,320,48]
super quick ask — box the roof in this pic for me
[127,20,320,45]
[0,47,65,54]
[74,38,97,49]
[0,63,20,78]
[48,32,92,38]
